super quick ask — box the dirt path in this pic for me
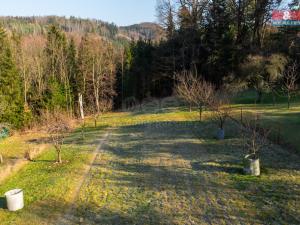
[60,131,111,225]
[58,112,300,224]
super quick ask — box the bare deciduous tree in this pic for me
[241,113,271,176]
[241,113,271,159]
[193,77,215,121]
[28,35,47,99]
[283,62,299,109]
[156,0,176,38]
[175,71,214,120]
[80,35,116,127]
[43,111,72,163]
[175,71,197,112]
[208,90,232,132]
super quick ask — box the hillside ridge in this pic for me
[0,16,164,42]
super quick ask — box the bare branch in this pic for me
[42,111,72,163]
[282,61,299,109]
[241,113,272,158]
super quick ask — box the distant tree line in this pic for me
[0,2,300,128]
[0,16,119,39]
[116,0,300,107]
[0,24,117,128]
[0,16,164,43]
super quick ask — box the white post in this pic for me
[79,93,84,120]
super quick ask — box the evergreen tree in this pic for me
[204,0,236,84]
[166,5,175,39]
[0,25,24,128]
[44,25,68,110]
[66,38,79,116]
[124,39,154,104]
[156,0,175,39]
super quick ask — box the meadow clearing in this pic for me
[0,97,299,225]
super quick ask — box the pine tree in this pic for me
[204,0,236,84]
[66,38,78,116]
[166,6,175,39]
[44,25,68,110]
[156,0,175,39]
[0,25,24,128]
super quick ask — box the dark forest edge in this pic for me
[0,0,299,130]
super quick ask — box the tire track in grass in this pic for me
[59,130,111,225]
[201,169,244,225]
[143,123,170,223]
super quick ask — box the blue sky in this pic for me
[0,0,157,26]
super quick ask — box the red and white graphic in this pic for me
[272,10,300,21]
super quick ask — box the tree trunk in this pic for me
[81,119,86,139]
[288,93,291,109]
[24,79,27,105]
[236,0,243,45]
[272,91,276,106]
[256,90,263,103]
[81,126,85,139]
[57,150,62,163]
[199,106,203,121]
[159,99,162,110]
[94,115,97,128]
[220,117,225,130]
[79,93,84,120]
[0,154,3,164]
[240,108,243,123]
[68,84,73,117]
[96,96,100,114]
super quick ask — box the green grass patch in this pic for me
[0,97,299,224]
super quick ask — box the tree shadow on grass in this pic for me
[31,159,55,163]
[26,125,109,147]
[26,198,175,225]
[191,161,244,174]
[75,204,174,225]
[26,137,51,144]
[231,175,300,224]
[11,119,299,224]
[99,161,199,192]
[97,120,300,224]
[107,121,300,171]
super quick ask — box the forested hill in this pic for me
[0,1,299,130]
[119,22,165,42]
[0,16,164,41]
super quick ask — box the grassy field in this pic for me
[0,131,49,165]
[0,97,299,225]
[0,121,108,225]
[233,90,300,153]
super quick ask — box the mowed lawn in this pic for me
[74,99,299,224]
[0,98,300,225]
[0,122,108,225]
[233,91,300,153]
